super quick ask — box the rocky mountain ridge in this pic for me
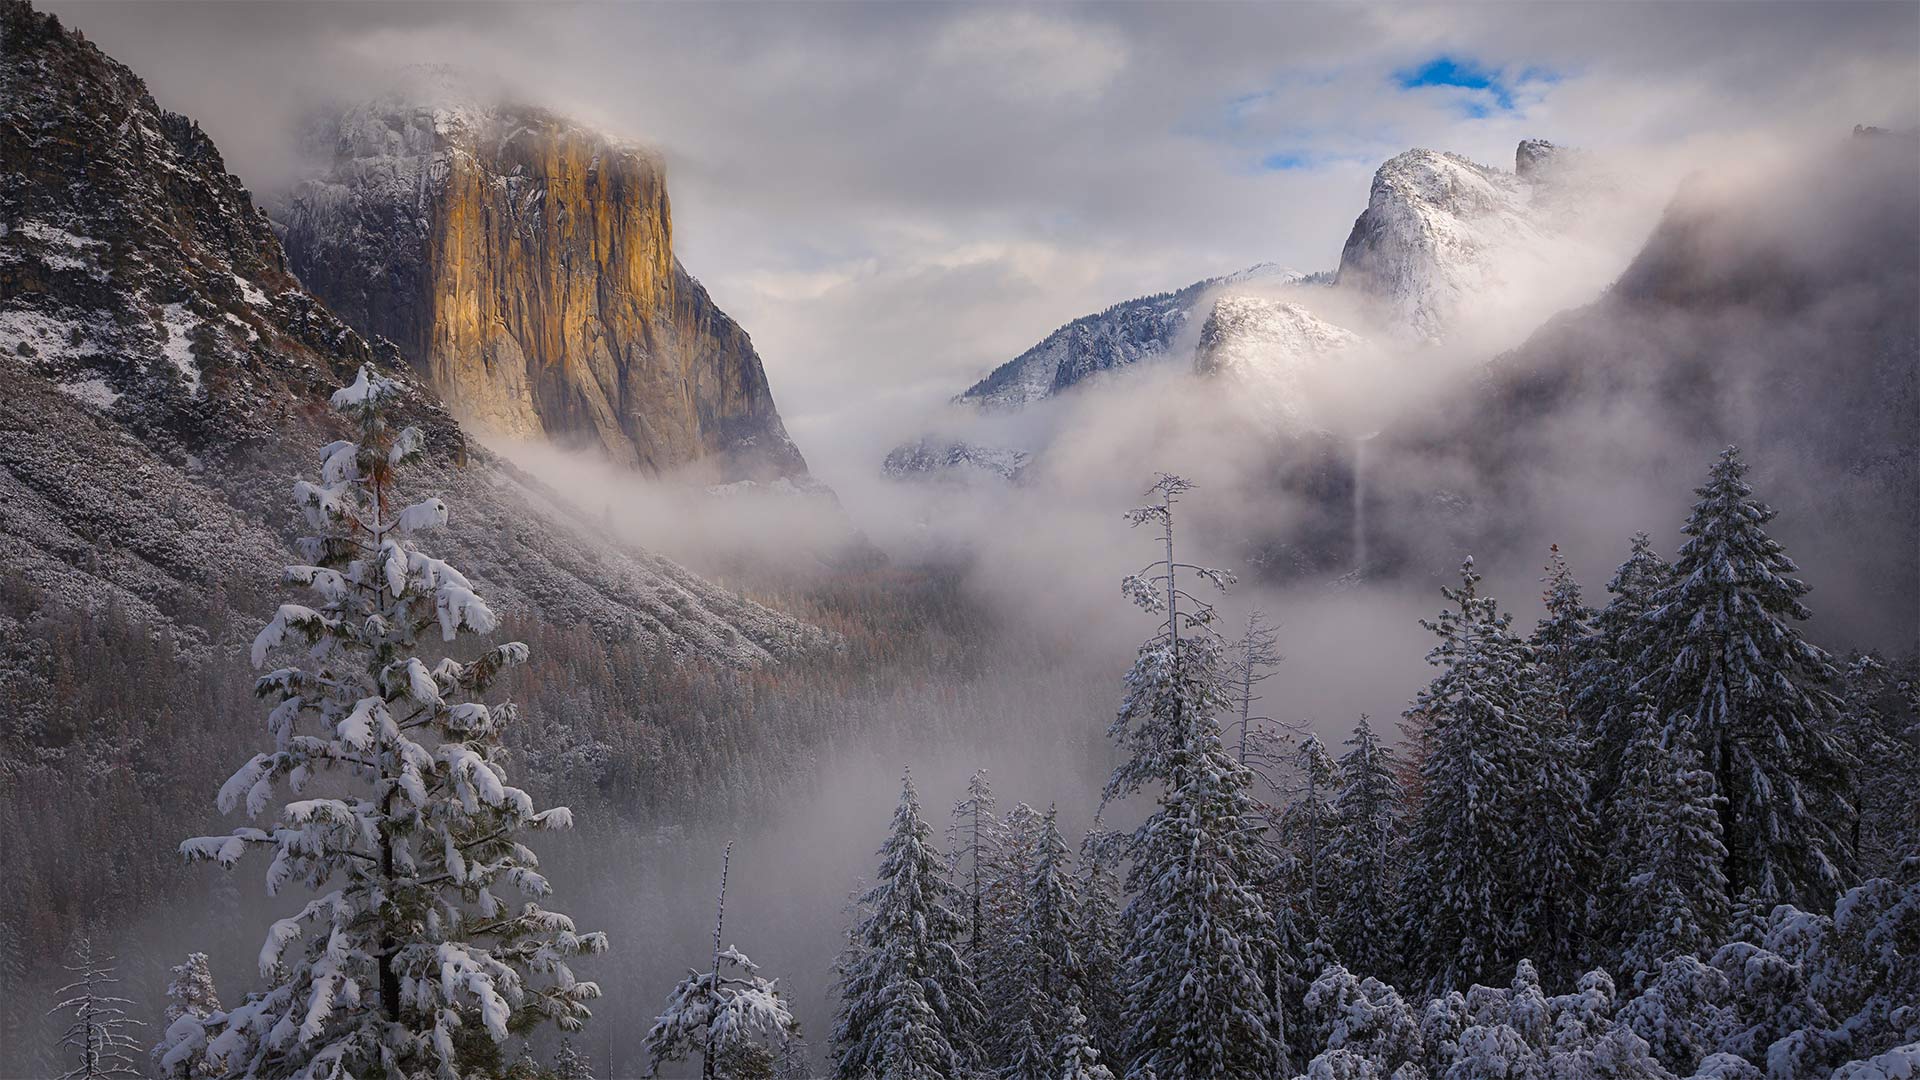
[278,82,808,481]
[886,140,1575,482]
[953,262,1314,411]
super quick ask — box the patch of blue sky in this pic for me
[1393,55,1561,118]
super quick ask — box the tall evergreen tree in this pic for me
[1000,807,1082,1080]
[1277,734,1338,923]
[1105,475,1282,1080]
[1070,825,1126,1063]
[48,937,143,1080]
[1582,533,1675,890]
[1532,544,1598,736]
[1323,717,1405,983]
[162,368,605,1079]
[1523,546,1604,983]
[1399,558,1531,993]
[1398,558,1593,992]
[1632,446,1856,909]
[832,771,983,1080]
[948,770,1003,963]
[981,802,1045,1072]
[1604,701,1730,987]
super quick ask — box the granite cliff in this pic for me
[279,85,807,480]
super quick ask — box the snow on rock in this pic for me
[1193,294,1364,428]
[231,272,271,309]
[882,438,1031,484]
[0,309,104,363]
[1336,148,1546,340]
[956,263,1316,410]
[56,376,120,408]
[158,302,203,394]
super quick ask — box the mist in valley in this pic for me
[5,4,1917,1079]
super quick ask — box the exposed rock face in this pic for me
[279,89,807,480]
[0,1,828,665]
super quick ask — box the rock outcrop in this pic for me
[279,85,807,480]
[1334,148,1547,339]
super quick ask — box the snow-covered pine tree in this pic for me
[832,770,983,1080]
[999,806,1082,1080]
[554,1037,595,1080]
[1605,700,1730,987]
[1277,734,1339,923]
[1105,475,1281,1080]
[1519,548,1604,987]
[163,367,606,1079]
[647,843,799,1079]
[1582,533,1672,781]
[1398,558,1558,993]
[48,937,143,1080]
[1324,717,1405,983]
[948,770,1003,962]
[154,952,221,1078]
[1834,653,1920,879]
[1070,824,1126,1064]
[1533,545,1597,734]
[1105,474,1237,802]
[1054,1004,1117,1080]
[981,802,1045,1068]
[1632,446,1856,910]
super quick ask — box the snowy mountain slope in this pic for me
[955,263,1312,410]
[0,0,827,666]
[278,79,810,481]
[1193,295,1364,428]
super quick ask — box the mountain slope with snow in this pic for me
[1194,295,1365,428]
[955,263,1312,410]
[0,1,827,665]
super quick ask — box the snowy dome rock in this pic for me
[1335,147,1546,340]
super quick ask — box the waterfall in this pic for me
[1352,435,1368,574]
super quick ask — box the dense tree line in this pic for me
[828,451,1918,1080]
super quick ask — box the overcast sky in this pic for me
[47,1,1920,484]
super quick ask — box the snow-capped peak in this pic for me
[1335,147,1546,340]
